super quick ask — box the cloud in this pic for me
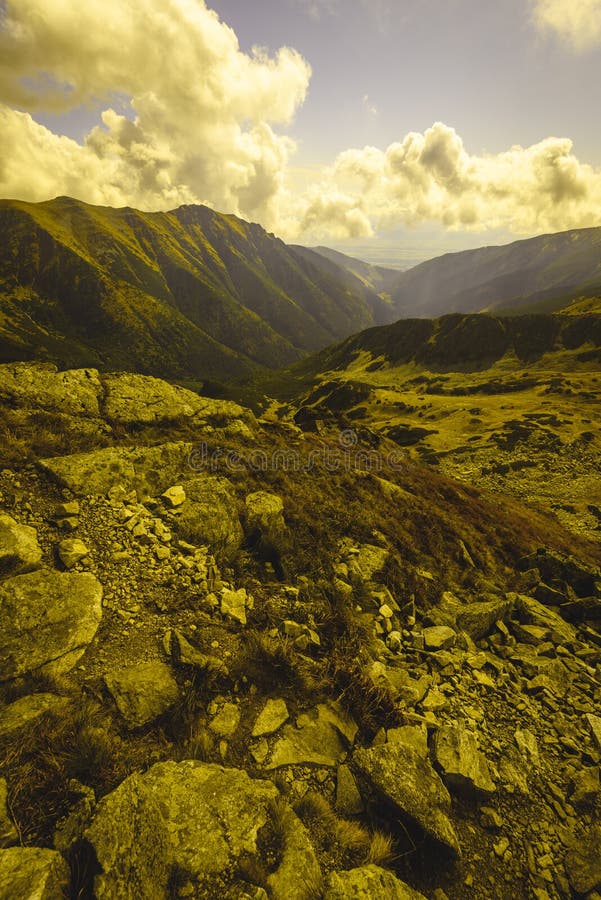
[362,94,379,117]
[0,0,310,221]
[290,122,601,239]
[532,0,601,50]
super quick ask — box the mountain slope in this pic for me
[389,227,601,317]
[0,197,387,381]
[305,245,402,296]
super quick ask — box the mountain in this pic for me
[305,245,402,296]
[389,226,601,318]
[0,197,389,382]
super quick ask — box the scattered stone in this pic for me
[0,847,70,899]
[434,724,496,796]
[565,825,601,895]
[423,626,456,652]
[324,865,427,899]
[0,570,102,680]
[0,514,42,576]
[57,537,90,569]
[252,699,289,737]
[161,485,186,508]
[105,661,179,728]
[55,501,80,518]
[335,764,364,816]
[221,587,247,625]
[353,743,460,857]
[209,701,241,738]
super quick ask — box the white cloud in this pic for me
[532,0,601,50]
[0,0,310,221]
[362,94,379,117]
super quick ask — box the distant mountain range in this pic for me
[0,197,389,381]
[1,197,600,383]
[312,228,601,318]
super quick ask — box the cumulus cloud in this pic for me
[532,0,601,51]
[0,0,310,221]
[290,122,601,239]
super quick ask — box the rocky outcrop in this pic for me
[84,761,320,899]
[0,847,70,899]
[0,363,103,417]
[0,570,102,680]
[0,514,42,576]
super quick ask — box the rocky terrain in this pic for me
[0,362,600,899]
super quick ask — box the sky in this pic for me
[1,0,600,265]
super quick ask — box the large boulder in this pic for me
[353,743,460,858]
[0,847,70,899]
[84,760,320,899]
[324,865,427,899]
[456,597,512,641]
[0,570,102,680]
[104,661,179,728]
[0,362,102,417]
[0,515,42,577]
[433,723,496,796]
[175,475,243,558]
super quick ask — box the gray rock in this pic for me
[353,743,460,857]
[347,544,389,584]
[58,538,89,569]
[175,475,243,558]
[105,661,179,728]
[514,729,539,767]
[167,630,227,674]
[565,825,601,895]
[386,725,429,757]
[221,587,247,625]
[456,597,512,641]
[85,761,319,899]
[0,694,69,740]
[324,864,427,899]
[434,724,495,796]
[0,570,102,680]
[0,846,70,899]
[245,491,287,551]
[161,485,186,508]
[511,593,577,646]
[268,702,358,769]
[0,514,42,577]
[571,767,600,810]
[335,764,364,816]
[587,713,601,749]
[209,701,240,737]
[0,780,17,848]
[266,801,323,900]
[0,362,102,417]
[252,699,289,737]
[422,626,456,651]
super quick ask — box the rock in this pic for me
[324,864,427,899]
[175,475,243,558]
[570,767,600,810]
[39,442,194,499]
[209,701,240,737]
[479,806,503,831]
[221,587,247,625]
[57,538,89,569]
[0,779,17,848]
[161,485,186,508]
[266,801,323,900]
[0,362,102,416]
[0,570,102,680]
[0,693,69,740]
[511,593,576,646]
[335,764,364,816]
[433,724,495,796]
[104,661,179,728]
[369,663,431,706]
[499,747,530,795]
[55,501,80,518]
[565,825,601,895]
[268,702,358,769]
[422,625,456,651]
[252,699,289,737]
[346,544,389,584]
[85,761,318,899]
[514,729,539,767]
[353,743,460,857]
[587,713,601,749]
[456,597,512,641]
[0,514,42,576]
[0,846,70,899]
[245,491,287,552]
[167,630,227,674]
[386,725,429,757]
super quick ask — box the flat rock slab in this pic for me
[252,698,289,737]
[267,702,358,769]
[0,693,69,740]
[0,362,102,416]
[0,570,102,681]
[85,760,319,900]
[434,724,496,796]
[0,514,42,577]
[0,846,70,899]
[324,865,427,899]
[353,743,460,858]
[105,661,179,728]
